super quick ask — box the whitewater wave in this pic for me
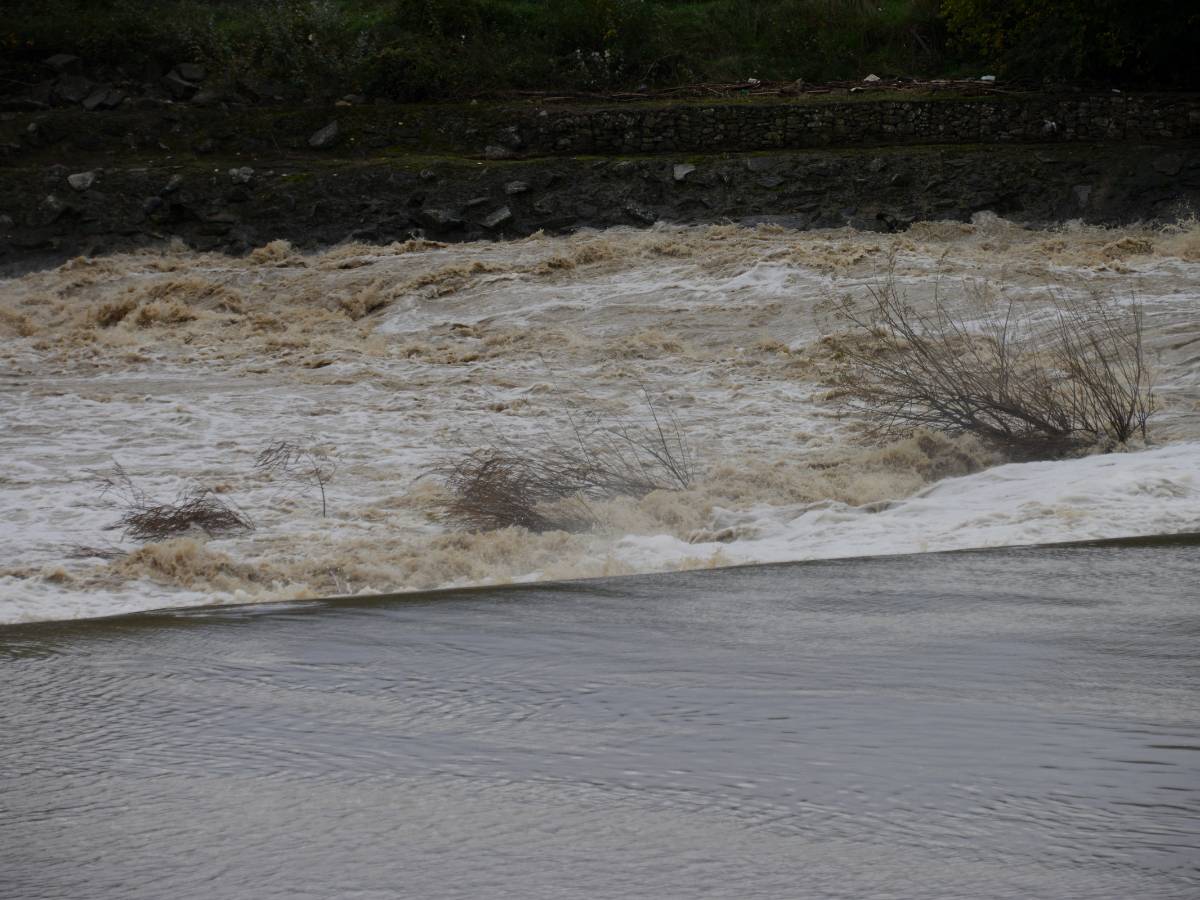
[2,216,1198,624]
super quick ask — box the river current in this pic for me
[3,540,1198,898]
[1,216,1198,622]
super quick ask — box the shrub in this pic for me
[99,464,254,541]
[433,390,696,533]
[829,264,1155,458]
[941,0,1198,86]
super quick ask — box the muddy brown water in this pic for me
[3,538,1198,899]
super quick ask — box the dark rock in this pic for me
[484,145,514,160]
[482,206,513,229]
[420,208,463,229]
[623,202,657,225]
[0,98,49,112]
[419,169,438,181]
[82,87,112,111]
[38,194,71,224]
[30,80,54,105]
[195,138,216,154]
[0,214,14,230]
[496,126,523,149]
[308,121,340,149]
[162,174,184,195]
[175,63,206,83]
[142,196,164,214]
[55,76,93,105]
[1152,153,1184,176]
[229,167,254,184]
[465,196,491,208]
[45,54,83,75]
[160,72,197,100]
[191,88,221,108]
[68,171,97,192]
[745,157,780,173]
[504,180,530,195]
[673,163,696,182]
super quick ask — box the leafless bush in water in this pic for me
[433,388,696,533]
[830,262,1155,458]
[99,464,254,542]
[254,440,336,517]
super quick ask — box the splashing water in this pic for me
[2,216,1198,623]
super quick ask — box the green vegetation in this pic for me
[1,0,1191,101]
[941,0,1197,86]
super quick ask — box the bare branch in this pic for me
[829,257,1156,458]
[98,464,253,542]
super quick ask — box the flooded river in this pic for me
[2,217,1199,623]
[3,539,1198,899]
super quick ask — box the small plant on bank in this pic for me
[433,388,696,533]
[99,463,254,542]
[829,263,1155,458]
[255,440,336,517]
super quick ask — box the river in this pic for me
[3,538,1198,898]
[2,216,1198,623]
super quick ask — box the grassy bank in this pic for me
[1,1,1193,103]
[5,0,952,101]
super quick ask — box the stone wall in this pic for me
[473,94,1200,157]
[4,142,1198,270]
[4,93,1199,165]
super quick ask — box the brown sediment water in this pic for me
[1,216,1198,622]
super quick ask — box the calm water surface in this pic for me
[3,541,1199,899]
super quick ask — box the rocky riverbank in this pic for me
[2,93,1198,269]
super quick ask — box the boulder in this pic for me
[191,88,220,108]
[160,72,197,100]
[175,63,206,83]
[496,125,523,149]
[482,206,513,229]
[623,202,657,225]
[44,54,82,75]
[504,180,530,195]
[68,171,96,192]
[420,208,464,230]
[308,121,340,149]
[229,167,254,184]
[55,76,93,105]
[673,163,696,182]
[81,86,124,111]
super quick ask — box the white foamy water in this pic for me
[2,218,1198,623]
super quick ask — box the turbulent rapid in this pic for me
[2,216,1198,624]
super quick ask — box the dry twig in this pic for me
[99,464,254,542]
[254,440,336,517]
[829,259,1155,457]
[432,388,696,533]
